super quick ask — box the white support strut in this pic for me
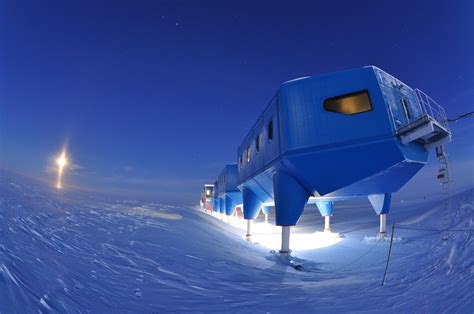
[324,215,331,232]
[380,214,387,235]
[280,226,291,254]
[246,219,253,240]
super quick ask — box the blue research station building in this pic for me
[201,66,451,253]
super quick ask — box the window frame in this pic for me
[323,90,373,115]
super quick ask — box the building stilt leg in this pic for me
[380,214,387,236]
[246,219,253,240]
[279,226,291,255]
[324,215,331,232]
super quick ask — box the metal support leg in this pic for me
[279,226,291,254]
[324,215,331,232]
[246,219,253,240]
[380,214,387,235]
[264,214,269,223]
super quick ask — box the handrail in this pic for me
[414,89,449,131]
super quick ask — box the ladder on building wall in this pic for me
[435,145,451,191]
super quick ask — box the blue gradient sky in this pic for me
[1,1,473,204]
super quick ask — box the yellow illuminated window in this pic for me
[247,146,251,162]
[323,90,372,115]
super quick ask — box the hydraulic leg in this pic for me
[273,170,309,254]
[246,219,253,240]
[315,201,334,233]
[280,226,291,254]
[242,186,263,240]
[368,193,391,236]
[324,215,331,232]
[380,214,387,235]
[262,205,271,224]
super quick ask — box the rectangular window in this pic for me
[268,121,273,141]
[247,146,251,162]
[256,135,260,153]
[323,90,372,115]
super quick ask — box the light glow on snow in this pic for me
[56,150,68,189]
[252,231,342,251]
[225,217,342,251]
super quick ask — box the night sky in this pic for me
[1,0,473,204]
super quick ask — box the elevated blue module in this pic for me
[217,164,243,216]
[211,180,219,213]
[236,66,451,250]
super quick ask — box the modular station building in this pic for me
[202,66,451,254]
[217,164,242,218]
[199,184,214,212]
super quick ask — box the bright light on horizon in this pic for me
[56,150,68,189]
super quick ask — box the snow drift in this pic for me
[0,171,472,312]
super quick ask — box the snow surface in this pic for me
[0,172,472,312]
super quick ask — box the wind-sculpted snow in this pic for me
[0,172,472,312]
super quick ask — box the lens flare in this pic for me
[56,150,68,189]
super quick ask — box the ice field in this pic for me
[0,171,472,312]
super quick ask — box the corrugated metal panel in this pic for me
[218,164,239,195]
[263,96,281,166]
[279,67,393,154]
[237,95,280,184]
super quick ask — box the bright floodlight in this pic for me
[56,150,68,189]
